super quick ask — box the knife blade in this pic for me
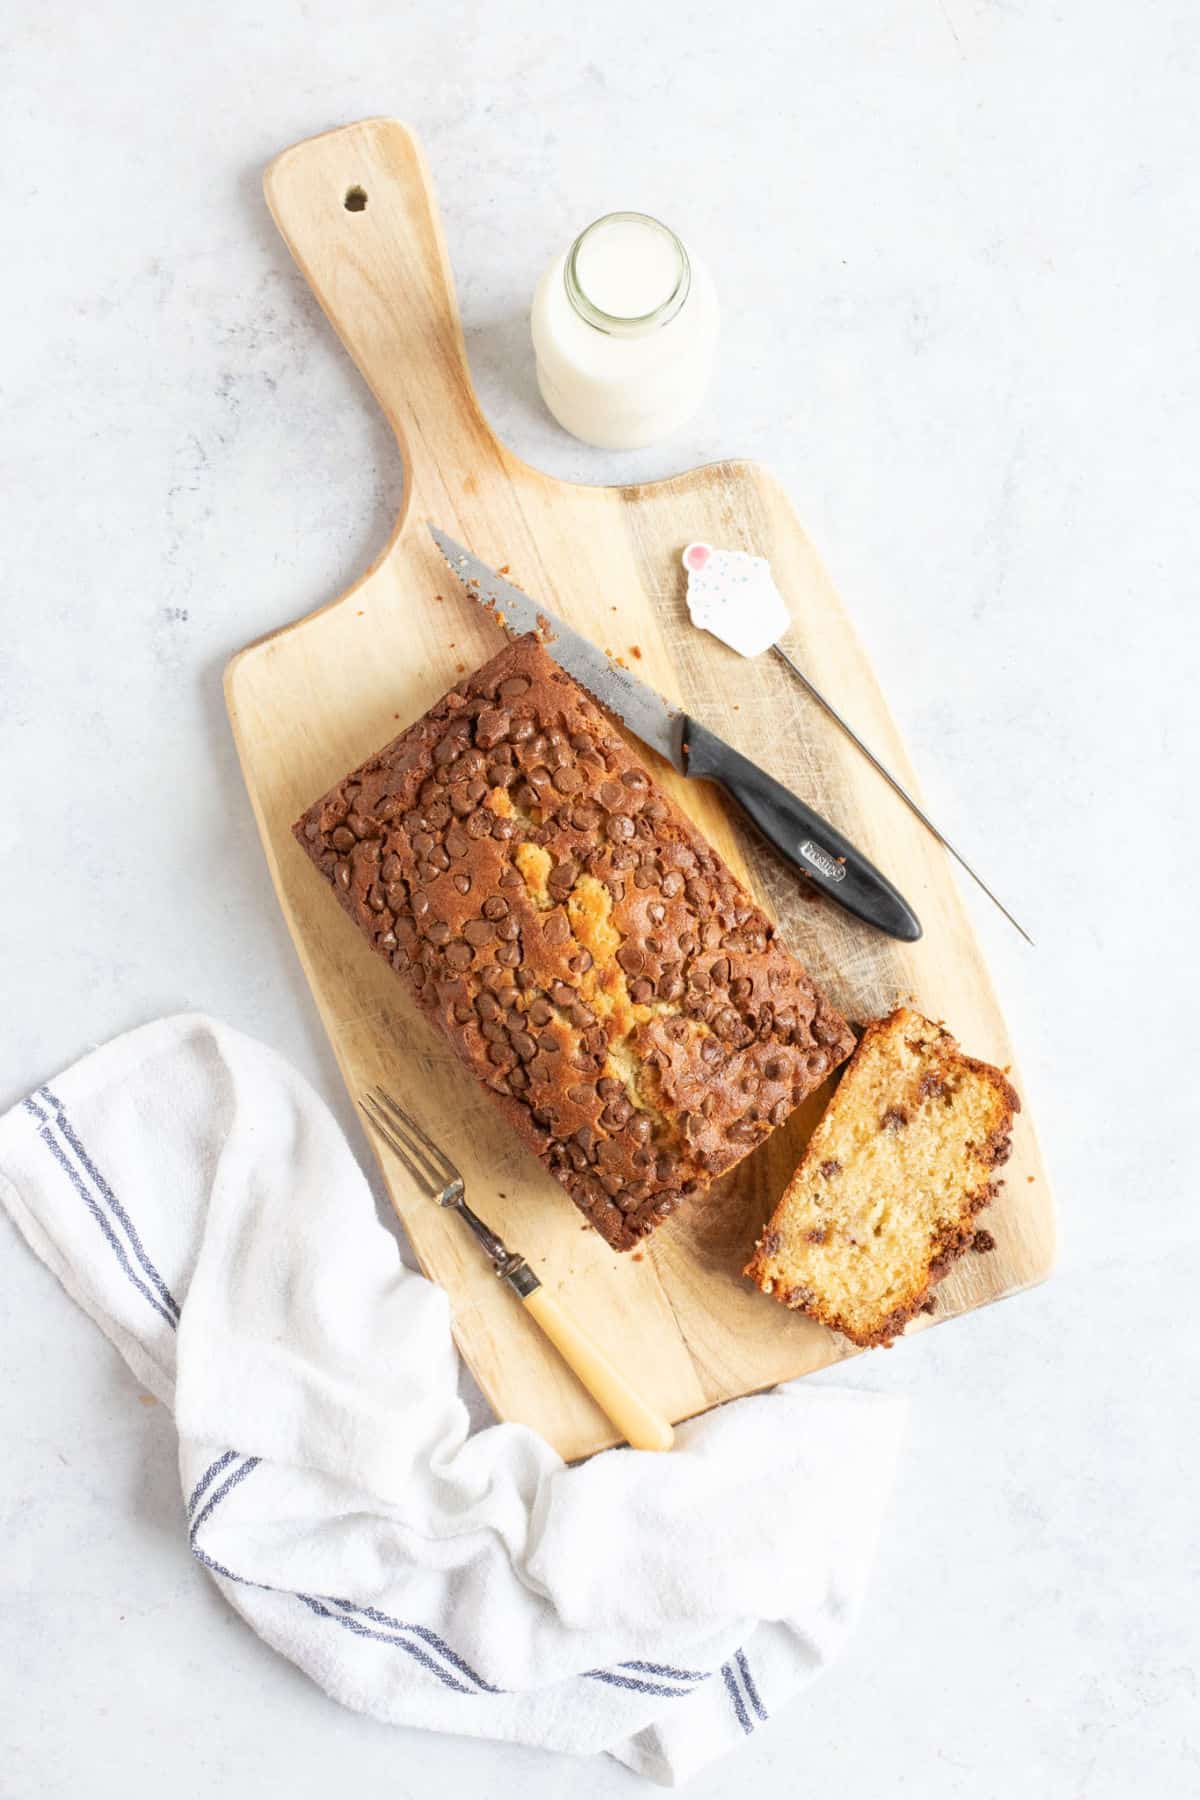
[428,524,922,942]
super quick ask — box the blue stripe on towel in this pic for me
[736,1647,768,1721]
[721,1660,754,1734]
[618,1658,709,1682]
[585,1668,700,1699]
[296,1595,476,1693]
[186,1451,239,1520]
[23,1098,177,1331]
[38,1088,181,1320]
[330,1601,503,1693]
[189,1455,261,1543]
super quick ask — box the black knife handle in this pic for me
[681,717,922,942]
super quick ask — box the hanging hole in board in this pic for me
[344,186,368,213]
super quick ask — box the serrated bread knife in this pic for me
[428,524,922,943]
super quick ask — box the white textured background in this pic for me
[2,2,1197,1795]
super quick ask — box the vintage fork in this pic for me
[360,1085,674,1453]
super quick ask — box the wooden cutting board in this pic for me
[226,118,1056,1460]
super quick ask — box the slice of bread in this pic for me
[744,1007,1019,1346]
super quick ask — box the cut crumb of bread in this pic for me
[743,1007,1019,1347]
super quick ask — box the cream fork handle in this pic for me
[521,1287,674,1452]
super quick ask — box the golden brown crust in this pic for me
[294,634,854,1250]
[744,1007,1019,1344]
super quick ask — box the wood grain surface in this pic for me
[225,118,1056,1460]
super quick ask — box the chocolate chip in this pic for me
[819,1159,842,1179]
[550,981,576,1008]
[621,768,649,790]
[770,1098,790,1126]
[474,708,510,748]
[444,941,473,970]
[552,765,584,794]
[607,813,635,842]
[510,1029,536,1060]
[499,676,530,700]
[570,802,601,830]
[483,896,509,921]
[463,918,493,946]
[881,1107,909,1131]
[542,910,571,946]
[331,826,356,852]
[616,943,645,976]
[763,1056,787,1080]
[630,978,654,1004]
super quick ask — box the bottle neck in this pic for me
[564,212,691,338]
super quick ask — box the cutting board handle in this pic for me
[264,118,513,517]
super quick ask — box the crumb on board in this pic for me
[434,594,444,603]
[356,609,364,617]
[497,564,510,575]
[1027,1174,1035,1182]
[629,644,642,659]
[632,1251,645,1262]
[137,1394,157,1406]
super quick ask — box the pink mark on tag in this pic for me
[683,542,710,572]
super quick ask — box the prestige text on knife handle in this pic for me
[680,718,922,942]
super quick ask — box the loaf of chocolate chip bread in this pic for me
[294,634,854,1251]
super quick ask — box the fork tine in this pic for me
[365,1088,448,1191]
[359,1096,433,1192]
[370,1085,461,1187]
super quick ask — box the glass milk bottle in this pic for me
[531,212,719,451]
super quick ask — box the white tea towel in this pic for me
[0,1013,905,1786]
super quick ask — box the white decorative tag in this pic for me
[682,542,790,659]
